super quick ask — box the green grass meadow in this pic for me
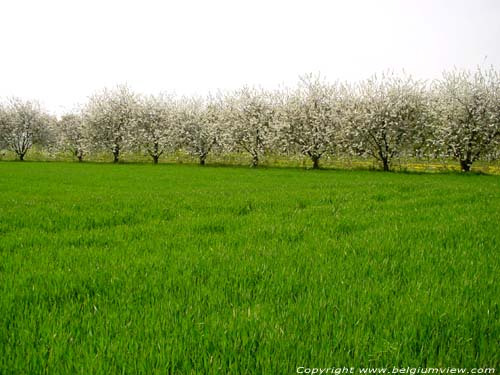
[0,162,499,373]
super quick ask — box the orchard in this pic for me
[1,67,499,171]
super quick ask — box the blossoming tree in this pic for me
[225,87,276,167]
[57,112,86,161]
[431,67,500,171]
[0,98,52,161]
[178,96,221,166]
[346,73,428,171]
[278,75,346,169]
[133,94,179,164]
[83,85,139,163]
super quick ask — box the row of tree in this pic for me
[1,68,499,171]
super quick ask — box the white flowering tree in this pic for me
[83,85,139,163]
[178,96,220,166]
[57,112,86,161]
[133,94,179,164]
[431,67,500,171]
[0,98,52,161]
[0,103,7,150]
[225,87,275,167]
[278,75,345,169]
[346,73,428,171]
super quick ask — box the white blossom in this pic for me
[57,112,86,161]
[83,85,139,163]
[430,67,500,171]
[345,73,428,171]
[132,94,179,164]
[277,74,347,169]
[0,98,52,161]
[224,87,276,167]
[178,95,221,166]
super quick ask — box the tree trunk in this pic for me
[113,147,120,163]
[312,156,320,169]
[199,156,206,166]
[19,153,25,161]
[251,154,259,168]
[152,143,160,164]
[382,158,390,172]
[460,159,472,172]
[76,149,83,162]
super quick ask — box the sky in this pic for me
[0,0,499,114]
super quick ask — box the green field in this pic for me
[0,162,499,374]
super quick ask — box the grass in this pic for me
[0,162,499,374]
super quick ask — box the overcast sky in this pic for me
[0,0,499,114]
